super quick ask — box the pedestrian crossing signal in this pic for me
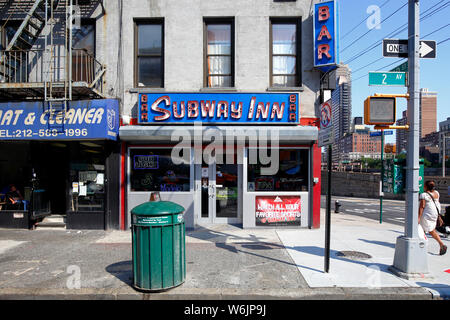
[364,96,396,125]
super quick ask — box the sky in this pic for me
[337,0,450,144]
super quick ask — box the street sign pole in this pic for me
[391,0,429,279]
[325,144,332,273]
[443,134,446,177]
[380,129,384,224]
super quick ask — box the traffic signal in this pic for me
[364,96,396,125]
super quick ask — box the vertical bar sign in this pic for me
[314,0,338,70]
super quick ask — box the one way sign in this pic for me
[383,39,436,58]
[419,40,436,59]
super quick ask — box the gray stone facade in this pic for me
[97,0,321,120]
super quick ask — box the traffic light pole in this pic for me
[390,0,429,279]
[380,129,384,224]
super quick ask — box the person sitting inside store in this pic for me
[6,184,25,209]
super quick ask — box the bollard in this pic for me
[335,200,341,213]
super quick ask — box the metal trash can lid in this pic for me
[131,201,185,216]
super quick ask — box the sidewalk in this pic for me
[0,208,448,300]
[278,209,450,298]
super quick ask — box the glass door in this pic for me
[198,154,239,224]
[214,161,238,222]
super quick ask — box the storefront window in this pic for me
[247,149,308,192]
[69,163,105,212]
[68,142,107,213]
[130,148,190,192]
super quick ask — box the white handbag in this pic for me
[418,224,428,241]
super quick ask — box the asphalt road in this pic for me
[321,196,410,226]
[321,195,450,227]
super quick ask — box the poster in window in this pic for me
[255,196,301,226]
[134,155,159,170]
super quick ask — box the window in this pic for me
[129,148,190,192]
[68,142,107,213]
[247,149,309,192]
[270,18,301,87]
[0,22,18,50]
[72,19,95,82]
[204,18,234,88]
[135,20,164,87]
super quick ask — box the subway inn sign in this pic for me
[138,93,299,124]
[0,99,119,140]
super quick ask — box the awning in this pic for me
[119,125,318,144]
[0,99,119,141]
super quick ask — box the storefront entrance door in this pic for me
[198,156,240,224]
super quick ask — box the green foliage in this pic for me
[360,157,382,169]
[422,158,432,168]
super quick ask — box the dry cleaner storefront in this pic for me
[119,93,320,230]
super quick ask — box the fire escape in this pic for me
[0,0,106,112]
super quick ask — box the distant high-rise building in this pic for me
[331,64,352,163]
[396,88,438,154]
[350,116,365,133]
[354,117,363,125]
[396,111,408,154]
[439,117,450,163]
[331,65,352,141]
[420,88,437,138]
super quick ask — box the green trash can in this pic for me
[131,201,186,292]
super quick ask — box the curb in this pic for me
[0,287,435,300]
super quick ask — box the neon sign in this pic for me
[314,0,339,71]
[138,93,299,124]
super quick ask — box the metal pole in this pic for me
[380,130,384,224]
[391,0,429,277]
[325,144,332,273]
[443,135,446,177]
[405,0,420,240]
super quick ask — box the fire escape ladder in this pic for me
[44,0,71,133]
[0,0,59,82]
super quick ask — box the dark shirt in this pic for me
[6,190,21,203]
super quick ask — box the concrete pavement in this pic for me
[278,209,450,298]
[0,201,448,300]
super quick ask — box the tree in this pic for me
[360,157,382,169]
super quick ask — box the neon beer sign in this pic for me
[314,0,339,71]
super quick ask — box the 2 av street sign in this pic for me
[382,39,436,58]
[369,71,407,86]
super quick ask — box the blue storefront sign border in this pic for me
[0,99,119,141]
[138,92,300,125]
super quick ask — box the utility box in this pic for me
[131,201,186,292]
[382,158,424,194]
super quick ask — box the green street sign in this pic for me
[369,71,407,86]
[390,61,408,72]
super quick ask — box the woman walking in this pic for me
[419,180,447,255]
